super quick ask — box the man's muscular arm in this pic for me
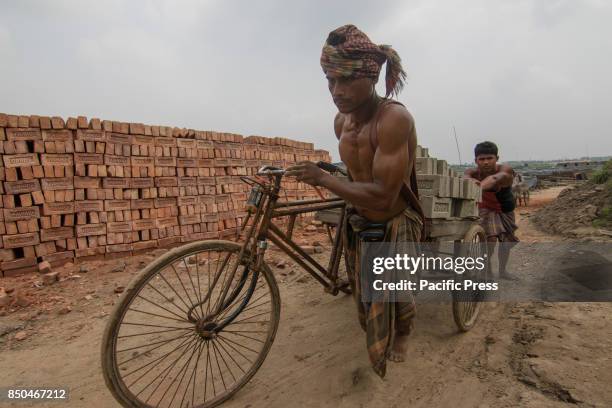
[463,168,478,181]
[287,107,412,212]
[464,165,514,191]
[480,164,513,191]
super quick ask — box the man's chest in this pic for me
[338,123,375,175]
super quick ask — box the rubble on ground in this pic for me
[532,181,612,238]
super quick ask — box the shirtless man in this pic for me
[286,24,424,378]
[464,141,519,280]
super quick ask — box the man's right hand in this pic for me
[285,161,329,187]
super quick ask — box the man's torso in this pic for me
[337,101,417,222]
[469,164,515,213]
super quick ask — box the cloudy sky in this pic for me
[1,0,611,163]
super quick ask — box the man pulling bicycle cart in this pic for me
[101,24,486,408]
[286,24,425,377]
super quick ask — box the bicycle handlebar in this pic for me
[316,161,347,176]
[257,166,285,176]
[256,162,347,177]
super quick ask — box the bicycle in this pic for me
[101,163,487,408]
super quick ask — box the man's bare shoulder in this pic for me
[379,103,415,132]
[464,167,478,177]
[377,103,415,149]
[498,163,514,175]
[334,113,345,140]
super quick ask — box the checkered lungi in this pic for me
[343,206,422,378]
[479,208,519,242]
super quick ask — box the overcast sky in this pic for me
[1,0,611,163]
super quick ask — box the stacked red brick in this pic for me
[244,136,331,212]
[0,114,76,274]
[0,113,332,276]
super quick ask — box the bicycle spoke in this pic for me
[211,339,228,391]
[116,331,193,354]
[223,330,265,343]
[141,337,201,404]
[187,336,206,407]
[204,341,211,402]
[207,257,212,315]
[163,337,203,407]
[118,331,194,367]
[223,329,268,334]
[136,292,187,322]
[208,341,217,396]
[229,298,271,322]
[121,322,191,330]
[230,317,271,325]
[126,307,187,323]
[168,341,201,408]
[464,301,473,323]
[156,273,194,316]
[183,257,204,318]
[214,337,245,375]
[118,327,192,339]
[239,298,271,315]
[202,253,230,317]
[211,253,236,312]
[212,339,236,384]
[171,263,200,320]
[196,255,205,319]
[127,335,197,387]
[218,334,258,357]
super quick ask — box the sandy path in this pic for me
[1,186,611,408]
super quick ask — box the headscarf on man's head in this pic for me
[320,24,407,98]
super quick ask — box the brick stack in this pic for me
[1,115,55,275]
[245,135,329,206]
[0,113,331,276]
[415,146,481,219]
[210,134,246,238]
[40,121,77,266]
[72,120,107,258]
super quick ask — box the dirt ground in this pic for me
[1,185,612,408]
[531,181,612,239]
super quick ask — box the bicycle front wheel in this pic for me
[101,240,280,408]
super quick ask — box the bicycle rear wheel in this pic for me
[102,240,280,408]
[452,225,487,332]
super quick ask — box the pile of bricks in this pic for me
[243,136,328,202]
[0,113,330,276]
[415,146,481,219]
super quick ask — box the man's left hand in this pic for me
[285,161,327,186]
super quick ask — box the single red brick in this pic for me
[77,116,88,128]
[39,116,52,129]
[51,116,65,129]
[89,118,102,130]
[66,117,78,129]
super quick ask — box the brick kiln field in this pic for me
[0,113,330,276]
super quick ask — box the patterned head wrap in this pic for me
[320,24,407,98]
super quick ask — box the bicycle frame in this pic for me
[211,170,347,323]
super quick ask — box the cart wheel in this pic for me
[101,240,280,408]
[452,224,487,332]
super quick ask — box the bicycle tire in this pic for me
[452,224,487,332]
[101,240,281,408]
